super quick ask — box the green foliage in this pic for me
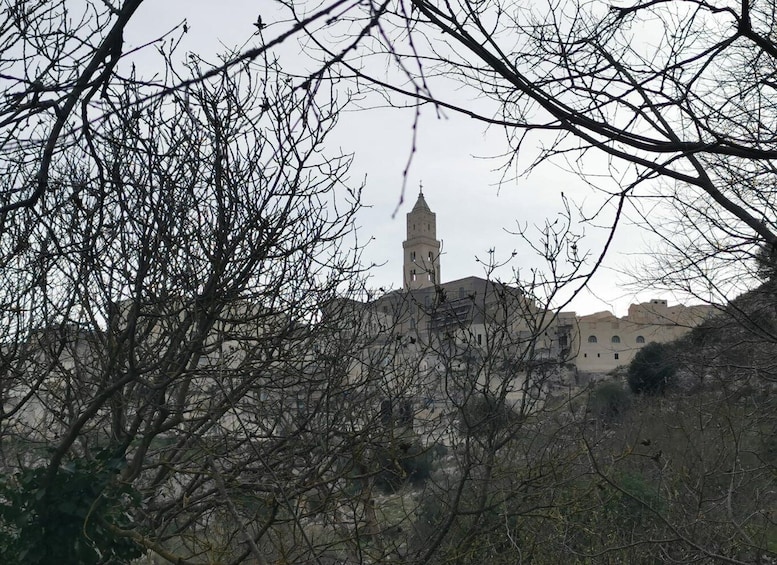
[0,451,142,565]
[588,381,631,422]
[608,471,664,525]
[540,471,666,563]
[627,342,677,395]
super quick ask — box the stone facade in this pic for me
[564,299,716,374]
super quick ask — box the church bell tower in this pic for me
[403,188,441,290]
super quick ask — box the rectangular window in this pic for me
[597,353,600,358]
[583,353,587,358]
[411,269,416,281]
[477,333,482,345]
[614,353,620,360]
[411,251,416,260]
[428,251,433,261]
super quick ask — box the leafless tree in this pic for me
[0,3,589,562]
[0,41,390,560]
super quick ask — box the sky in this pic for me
[122,0,691,317]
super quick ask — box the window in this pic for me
[428,251,433,261]
[477,333,482,345]
[597,353,600,358]
[411,269,416,281]
[411,251,416,261]
[636,335,645,344]
[588,335,598,343]
[611,335,621,344]
[583,353,587,358]
[614,353,620,360]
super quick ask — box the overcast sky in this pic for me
[123,1,691,317]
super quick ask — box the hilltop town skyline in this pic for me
[362,186,702,317]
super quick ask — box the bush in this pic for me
[588,381,631,421]
[627,342,677,395]
[458,393,520,438]
[0,451,142,564]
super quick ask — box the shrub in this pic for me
[458,393,520,438]
[0,451,142,564]
[627,342,677,395]
[588,381,631,421]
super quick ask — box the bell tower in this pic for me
[403,187,441,290]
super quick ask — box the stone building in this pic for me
[567,299,716,375]
[403,190,441,290]
[387,190,715,377]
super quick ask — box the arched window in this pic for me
[636,335,646,344]
[611,335,621,344]
[587,335,597,343]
